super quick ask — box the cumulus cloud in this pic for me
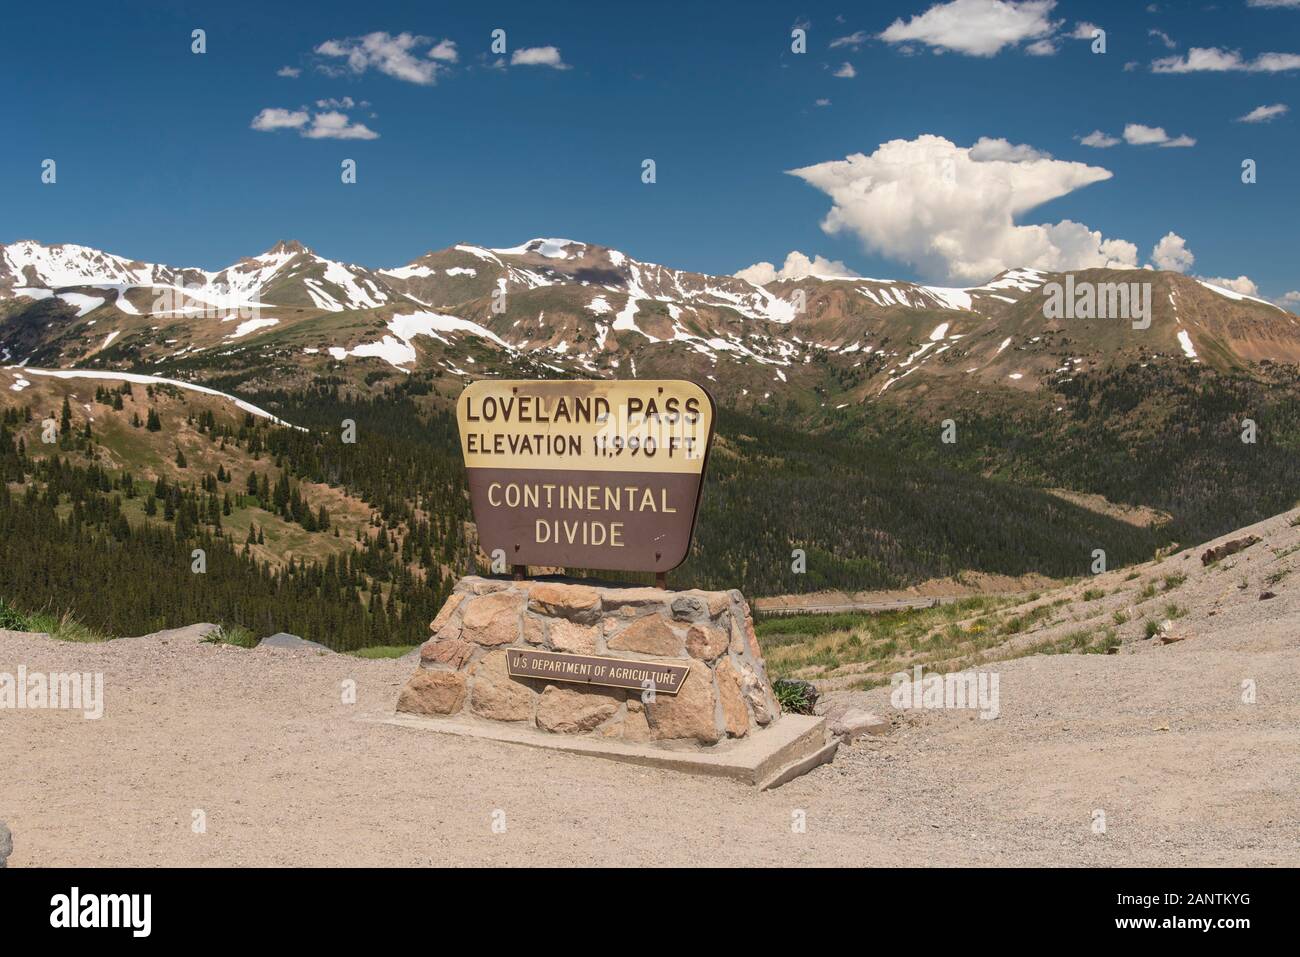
[879,0,1060,57]
[833,62,857,77]
[815,98,832,107]
[1151,232,1194,272]
[1201,275,1261,296]
[429,39,459,62]
[1123,123,1196,147]
[302,111,379,140]
[315,31,454,85]
[1069,21,1102,39]
[1152,47,1300,73]
[511,46,570,69]
[787,134,1138,284]
[250,108,309,131]
[276,66,301,78]
[251,107,378,140]
[1025,39,1057,55]
[734,251,858,284]
[969,136,1051,161]
[1077,130,1120,147]
[1237,103,1289,122]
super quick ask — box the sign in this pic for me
[457,379,715,573]
[505,648,690,695]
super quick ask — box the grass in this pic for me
[1162,573,1187,592]
[0,598,106,641]
[202,623,258,648]
[772,679,818,715]
[1081,588,1104,601]
[349,644,419,659]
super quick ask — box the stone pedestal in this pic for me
[397,576,783,748]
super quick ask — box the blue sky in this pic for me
[2,0,1298,298]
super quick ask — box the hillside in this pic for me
[3,237,1298,646]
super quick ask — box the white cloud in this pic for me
[833,61,857,77]
[1237,103,1289,122]
[251,107,378,140]
[1202,275,1261,296]
[250,108,309,131]
[315,31,453,85]
[302,111,379,140]
[1151,232,1194,273]
[1069,21,1102,40]
[1025,39,1057,56]
[787,134,1138,284]
[511,46,570,69]
[969,136,1051,161]
[276,66,301,78]
[815,98,832,107]
[1123,123,1196,147]
[1148,28,1176,49]
[879,0,1060,57]
[1077,130,1119,147]
[1278,290,1300,313]
[1248,0,1300,7]
[1152,46,1300,73]
[315,96,357,109]
[734,251,858,284]
[830,31,869,49]
[429,39,459,62]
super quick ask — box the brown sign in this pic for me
[505,648,690,695]
[457,379,715,573]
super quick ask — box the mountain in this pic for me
[6,237,1297,413]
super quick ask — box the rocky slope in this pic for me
[5,238,1297,413]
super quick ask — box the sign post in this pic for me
[457,379,716,580]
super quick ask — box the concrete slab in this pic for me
[381,711,836,787]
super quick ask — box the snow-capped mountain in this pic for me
[3,237,1298,410]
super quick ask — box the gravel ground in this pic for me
[2,511,1297,867]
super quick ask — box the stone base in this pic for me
[396,576,788,749]
[384,711,836,789]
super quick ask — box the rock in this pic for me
[607,615,683,656]
[527,582,601,622]
[1160,632,1188,645]
[460,591,522,646]
[670,594,709,622]
[714,658,751,737]
[522,614,546,645]
[536,685,620,734]
[259,632,334,653]
[829,708,889,741]
[468,579,512,596]
[1259,591,1277,601]
[644,668,721,744]
[0,821,10,867]
[621,704,652,742]
[773,677,819,713]
[549,619,599,654]
[1201,535,1261,565]
[706,591,731,618]
[428,593,465,633]
[397,670,467,715]
[421,638,474,669]
[136,623,220,642]
[468,650,534,721]
[685,623,728,661]
[602,587,670,615]
[740,664,776,725]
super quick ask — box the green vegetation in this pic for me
[772,679,817,715]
